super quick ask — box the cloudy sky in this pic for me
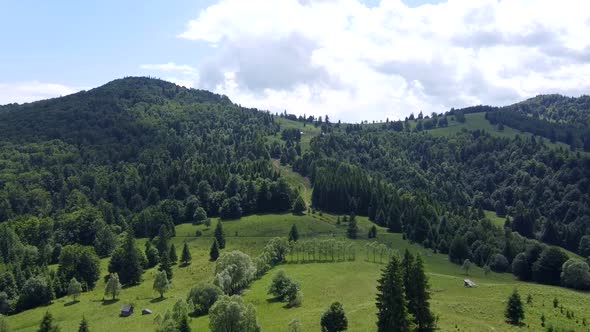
[2,0,590,122]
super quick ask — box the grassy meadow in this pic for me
[6,212,590,331]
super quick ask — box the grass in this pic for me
[412,113,570,151]
[271,159,312,205]
[8,213,590,331]
[274,117,321,153]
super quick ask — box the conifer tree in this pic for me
[320,302,348,332]
[376,255,411,332]
[169,244,178,265]
[159,250,173,280]
[289,224,299,242]
[505,289,525,325]
[178,315,191,332]
[210,239,220,261]
[409,255,436,331]
[38,311,60,332]
[181,242,192,265]
[214,221,226,249]
[108,228,143,285]
[78,316,89,332]
[292,196,306,215]
[347,219,358,239]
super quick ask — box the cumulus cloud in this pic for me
[0,81,81,105]
[171,0,590,121]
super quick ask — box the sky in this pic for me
[1,0,590,122]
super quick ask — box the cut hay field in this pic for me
[7,213,590,332]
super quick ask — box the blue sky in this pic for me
[1,0,588,122]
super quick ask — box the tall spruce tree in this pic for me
[376,255,412,332]
[38,311,60,332]
[347,219,358,239]
[169,244,178,265]
[78,316,89,332]
[409,255,436,331]
[210,239,220,261]
[108,229,143,285]
[181,242,192,265]
[214,221,226,249]
[159,249,173,280]
[289,224,299,242]
[505,289,525,325]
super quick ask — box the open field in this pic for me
[7,212,590,332]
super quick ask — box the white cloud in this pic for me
[0,81,81,105]
[175,0,590,122]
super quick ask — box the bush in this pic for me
[561,259,590,290]
[187,283,223,315]
[489,253,509,273]
[195,230,203,237]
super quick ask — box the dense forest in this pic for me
[0,77,299,314]
[293,117,590,290]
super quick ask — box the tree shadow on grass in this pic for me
[101,299,120,306]
[150,297,166,303]
[64,300,79,307]
[266,297,282,304]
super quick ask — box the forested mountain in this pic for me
[1,76,589,317]
[292,115,590,289]
[0,77,298,313]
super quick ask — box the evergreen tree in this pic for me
[214,221,226,249]
[409,255,435,331]
[181,242,192,265]
[289,224,299,242]
[347,219,358,239]
[376,255,411,332]
[368,225,377,238]
[159,250,173,280]
[292,196,306,214]
[210,239,220,261]
[153,270,170,298]
[38,311,60,332]
[505,289,525,325]
[108,229,143,285]
[78,317,89,332]
[104,273,121,300]
[320,302,348,332]
[169,244,178,265]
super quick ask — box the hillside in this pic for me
[1,78,590,332]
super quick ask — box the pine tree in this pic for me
[376,255,412,332]
[38,311,60,332]
[289,224,299,242]
[108,228,143,285]
[210,239,220,261]
[347,219,358,239]
[104,273,122,300]
[214,221,226,249]
[505,289,525,325]
[409,255,435,331]
[292,196,306,214]
[78,316,89,332]
[159,250,173,280]
[181,242,192,265]
[153,270,170,298]
[169,244,178,265]
[320,302,348,332]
